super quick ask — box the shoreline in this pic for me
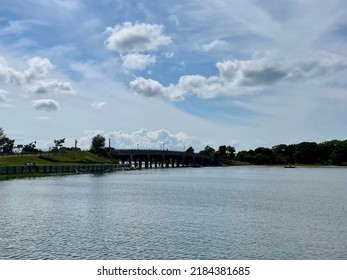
[2,163,345,181]
[0,163,134,181]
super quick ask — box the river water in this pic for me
[0,166,346,260]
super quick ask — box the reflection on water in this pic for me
[0,167,346,259]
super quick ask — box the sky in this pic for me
[0,0,346,152]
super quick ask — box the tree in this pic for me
[90,134,106,153]
[22,142,39,153]
[218,145,227,156]
[236,150,255,163]
[226,146,236,160]
[0,127,15,154]
[317,140,340,164]
[330,141,347,165]
[186,146,194,153]
[54,138,65,149]
[294,142,318,164]
[199,145,215,156]
[215,145,236,164]
[254,147,275,164]
[0,138,15,153]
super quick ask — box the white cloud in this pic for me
[0,57,75,99]
[202,39,227,52]
[130,77,166,97]
[76,128,208,151]
[31,99,60,112]
[1,56,54,86]
[121,53,156,71]
[107,128,205,150]
[24,57,54,82]
[105,22,172,53]
[0,56,74,95]
[130,50,347,100]
[91,101,107,109]
[27,80,75,94]
[217,50,347,86]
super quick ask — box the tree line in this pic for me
[195,140,347,166]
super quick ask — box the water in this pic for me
[0,166,346,260]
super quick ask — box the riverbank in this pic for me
[0,164,134,180]
[0,150,121,180]
[0,150,113,166]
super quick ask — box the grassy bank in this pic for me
[0,150,116,180]
[0,150,113,166]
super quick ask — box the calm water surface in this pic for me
[0,166,346,259]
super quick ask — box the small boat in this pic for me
[284,165,296,168]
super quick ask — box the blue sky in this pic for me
[1,0,346,151]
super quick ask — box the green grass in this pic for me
[38,150,112,164]
[0,150,112,166]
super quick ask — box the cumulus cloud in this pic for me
[216,59,287,86]
[104,22,172,72]
[27,80,75,94]
[130,50,347,100]
[32,99,60,112]
[105,22,172,53]
[107,128,204,150]
[217,51,347,86]
[0,56,74,94]
[130,77,166,97]
[131,74,255,100]
[2,57,54,85]
[91,101,107,109]
[24,57,54,82]
[121,53,156,71]
[77,128,206,151]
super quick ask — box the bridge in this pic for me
[111,149,212,169]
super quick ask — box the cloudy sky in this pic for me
[1,0,346,151]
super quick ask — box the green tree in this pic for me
[0,128,15,153]
[254,147,275,164]
[215,145,236,164]
[330,141,347,165]
[218,145,227,156]
[90,134,106,154]
[186,146,194,153]
[317,140,340,164]
[199,145,215,156]
[226,146,236,160]
[272,144,289,164]
[236,150,255,163]
[294,142,318,164]
[22,142,39,153]
[54,138,65,149]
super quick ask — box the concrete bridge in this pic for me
[112,149,212,169]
